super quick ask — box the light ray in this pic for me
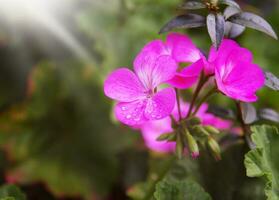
[0,0,94,64]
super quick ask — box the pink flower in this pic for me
[166,33,205,89]
[140,101,231,153]
[210,39,265,102]
[141,117,175,153]
[104,39,178,126]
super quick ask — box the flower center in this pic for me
[145,87,157,98]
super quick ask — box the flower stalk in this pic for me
[186,72,209,118]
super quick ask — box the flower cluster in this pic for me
[104,33,264,155]
[140,100,231,153]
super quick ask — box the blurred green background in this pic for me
[0,0,277,199]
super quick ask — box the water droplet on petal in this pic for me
[126,114,131,119]
[134,117,140,121]
[121,106,127,111]
[156,115,162,119]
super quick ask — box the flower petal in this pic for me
[212,40,252,71]
[137,40,168,56]
[134,42,177,88]
[140,118,175,153]
[114,100,147,126]
[104,68,145,102]
[166,32,202,63]
[208,39,240,63]
[150,55,178,87]
[216,61,265,102]
[200,113,232,130]
[167,74,198,89]
[144,88,176,120]
[167,59,203,89]
[224,48,253,71]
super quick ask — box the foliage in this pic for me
[0,185,25,200]
[245,125,279,200]
[154,179,211,200]
[0,63,137,198]
[0,0,278,199]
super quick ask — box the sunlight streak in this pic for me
[0,0,94,64]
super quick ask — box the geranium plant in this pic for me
[104,0,279,199]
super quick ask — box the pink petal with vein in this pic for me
[104,68,145,102]
[144,88,176,120]
[168,59,203,89]
[115,100,147,126]
[166,32,202,63]
[208,39,240,63]
[208,39,253,75]
[133,41,177,89]
[215,48,264,102]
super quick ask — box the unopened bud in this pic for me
[192,126,210,137]
[185,130,199,159]
[204,125,220,135]
[187,117,201,126]
[208,137,221,160]
[156,132,175,141]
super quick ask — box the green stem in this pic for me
[175,88,182,121]
[186,73,209,118]
[191,86,217,117]
[235,101,254,149]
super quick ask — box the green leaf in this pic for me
[224,7,245,38]
[224,6,241,19]
[179,1,206,10]
[225,22,246,38]
[220,0,240,9]
[199,142,265,200]
[228,12,278,40]
[0,185,26,200]
[265,72,279,91]
[244,125,279,200]
[240,103,258,124]
[159,14,206,34]
[207,13,225,48]
[259,109,279,123]
[154,179,212,200]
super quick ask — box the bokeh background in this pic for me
[0,0,277,199]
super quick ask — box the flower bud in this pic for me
[192,126,210,137]
[187,117,201,126]
[156,132,175,141]
[204,125,220,135]
[185,130,199,159]
[208,137,221,160]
